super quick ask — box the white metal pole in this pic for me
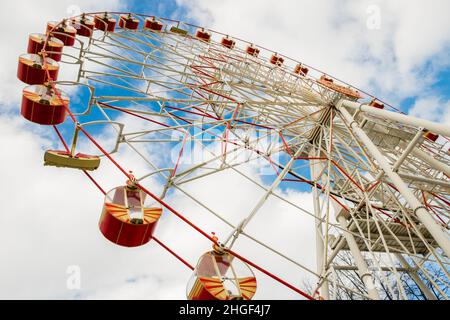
[311,149,379,299]
[395,253,437,300]
[337,103,450,258]
[337,215,380,300]
[408,145,450,177]
[309,148,330,300]
[339,99,450,137]
[225,143,308,247]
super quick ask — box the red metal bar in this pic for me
[430,192,450,207]
[98,102,171,128]
[165,105,217,119]
[53,125,69,152]
[365,180,380,193]
[170,131,189,179]
[279,131,293,157]
[331,160,365,193]
[84,171,107,195]
[422,192,446,225]
[153,236,194,270]
[225,248,314,300]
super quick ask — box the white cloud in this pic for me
[0,111,318,299]
[1,0,449,301]
[0,0,127,106]
[408,95,450,126]
[2,0,315,301]
[175,0,450,102]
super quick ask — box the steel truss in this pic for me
[48,12,449,300]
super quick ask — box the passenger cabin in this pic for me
[221,37,235,49]
[195,28,211,42]
[170,26,188,36]
[369,99,385,109]
[317,75,362,100]
[21,84,68,125]
[94,13,116,32]
[46,21,77,46]
[119,14,140,30]
[17,53,59,85]
[72,15,95,37]
[187,245,257,300]
[27,33,64,62]
[423,130,439,142]
[319,75,333,83]
[294,63,309,76]
[144,17,164,32]
[270,54,284,66]
[44,150,100,171]
[246,45,260,57]
[99,178,162,247]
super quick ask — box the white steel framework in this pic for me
[41,12,450,300]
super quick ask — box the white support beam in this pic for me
[337,215,380,300]
[311,147,379,300]
[395,253,437,300]
[339,99,450,137]
[409,145,450,177]
[392,128,424,172]
[309,147,330,300]
[337,102,450,258]
[396,172,450,189]
[224,143,308,248]
[333,265,410,272]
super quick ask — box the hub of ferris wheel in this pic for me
[16,12,450,300]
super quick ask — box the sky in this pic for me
[0,0,449,300]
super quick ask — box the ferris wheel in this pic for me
[16,11,450,300]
